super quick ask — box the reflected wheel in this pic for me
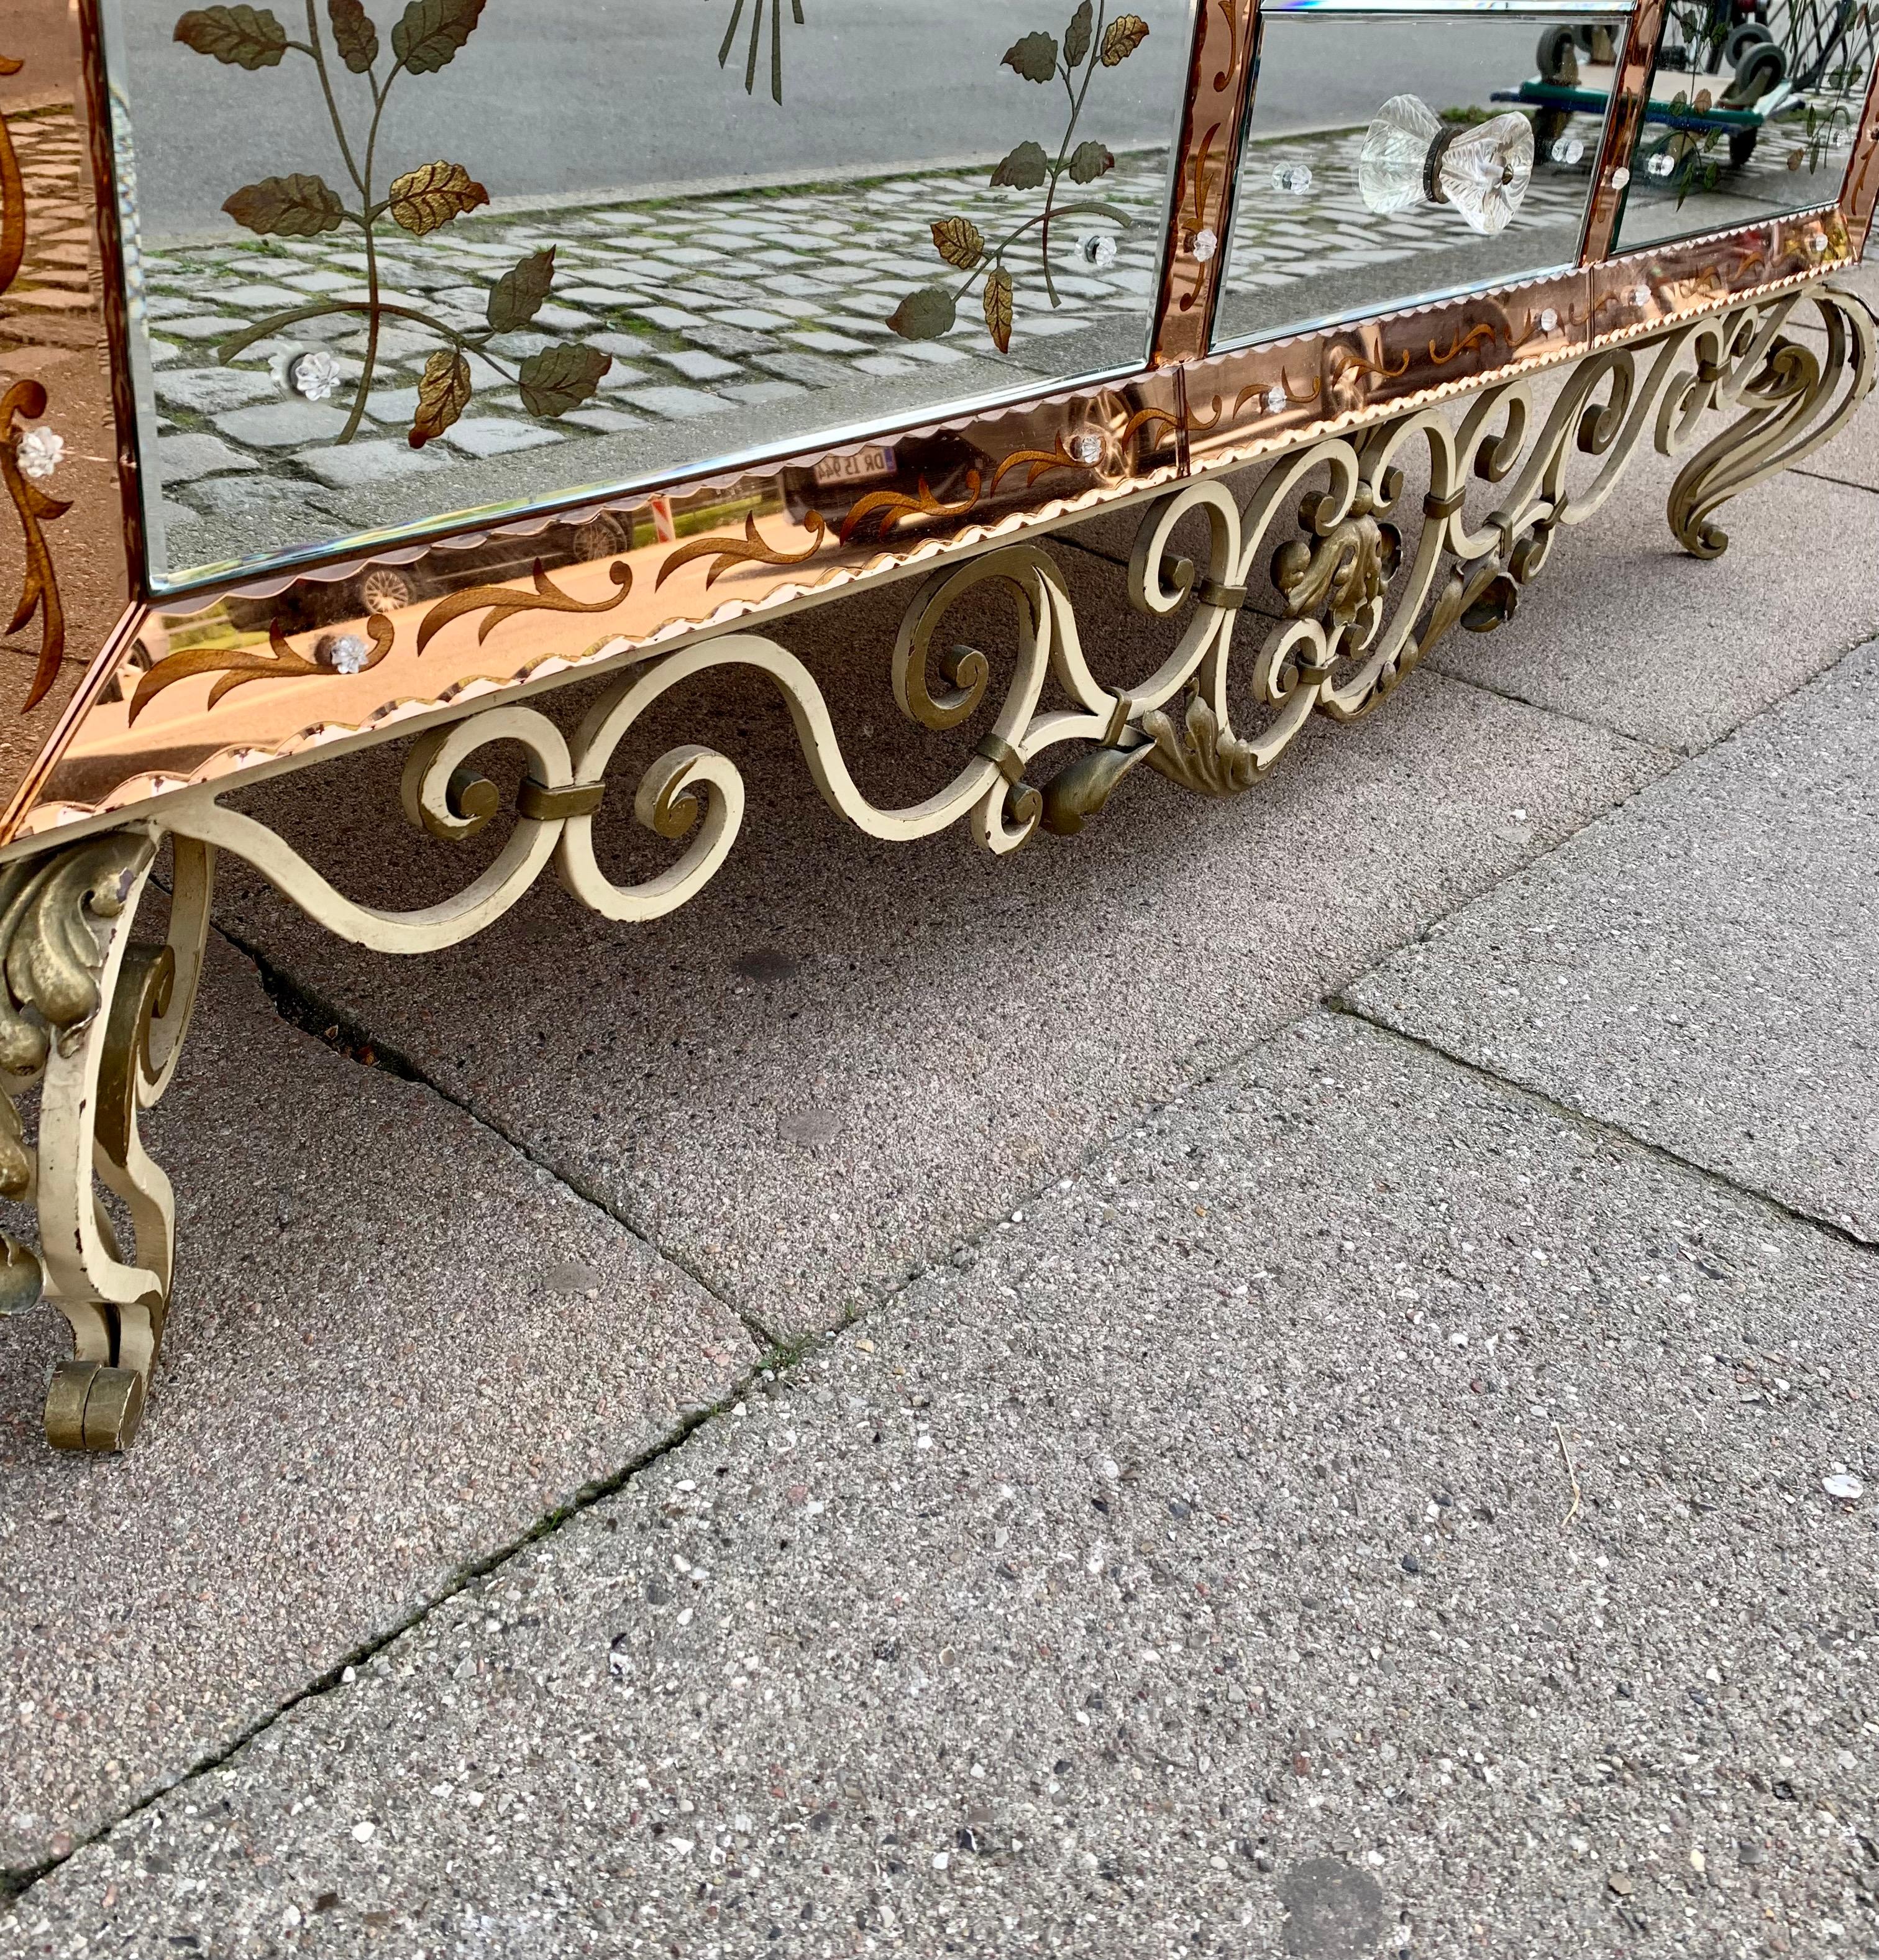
[359,567,416,615]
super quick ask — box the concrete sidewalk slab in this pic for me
[0,936,756,1881]
[209,543,1668,1339]
[1346,636,1879,1242]
[1425,456,1879,754]
[7,1012,1875,1957]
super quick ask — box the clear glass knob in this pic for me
[289,350,342,401]
[1550,136,1585,167]
[1359,95,1534,237]
[1069,434,1104,465]
[1189,227,1218,263]
[1646,149,1676,179]
[1538,307,1558,332]
[1271,162,1314,195]
[1079,232,1118,268]
[1264,383,1287,414]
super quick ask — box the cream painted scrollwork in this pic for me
[0,826,211,1449]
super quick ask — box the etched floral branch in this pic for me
[173,0,610,446]
[719,0,805,104]
[887,4,1147,354]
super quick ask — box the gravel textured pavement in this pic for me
[5,1012,1878,1956]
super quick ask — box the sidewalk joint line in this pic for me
[1327,999,1879,1260]
[213,918,785,1353]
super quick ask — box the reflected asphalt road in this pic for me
[114,2,1541,236]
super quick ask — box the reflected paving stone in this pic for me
[150,367,281,416]
[153,431,259,480]
[10,1012,1876,1953]
[0,939,756,1879]
[295,437,450,488]
[439,416,566,459]
[1345,635,1879,1240]
[213,399,357,449]
[209,544,1668,1335]
[619,385,734,419]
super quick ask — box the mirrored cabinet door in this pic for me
[1212,2,1627,352]
[1612,0,1877,252]
[99,0,1196,590]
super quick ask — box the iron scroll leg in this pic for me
[0,828,212,1451]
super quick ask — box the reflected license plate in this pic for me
[811,444,897,486]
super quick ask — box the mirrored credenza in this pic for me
[1,0,1874,1449]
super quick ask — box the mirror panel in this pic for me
[1612,1,1876,251]
[99,0,1195,591]
[1213,4,1626,350]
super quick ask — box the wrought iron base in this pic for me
[2,283,1871,1449]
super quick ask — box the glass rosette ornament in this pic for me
[1357,94,1535,237]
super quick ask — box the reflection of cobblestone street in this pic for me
[138,153,1173,540]
[1223,123,1596,316]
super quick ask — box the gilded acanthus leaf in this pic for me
[222,173,347,237]
[1063,0,1093,67]
[887,285,957,341]
[327,0,380,72]
[983,267,1013,355]
[409,347,472,447]
[1068,140,1114,183]
[386,160,490,235]
[518,343,611,416]
[487,246,555,332]
[390,0,486,74]
[990,139,1050,190]
[1002,30,1059,82]
[1099,12,1149,63]
[173,4,288,68]
[931,216,985,270]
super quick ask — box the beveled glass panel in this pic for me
[1612,1,1875,252]
[99,0,1196,592]
[1212,3,1627,351]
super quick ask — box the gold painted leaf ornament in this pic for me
[990,140,1050,190]
[1068,140,1115,183]
[931,216,985,270]
[983,267,1014,355]
[390,0,487,73]
[223,172,347,236]
[327,0,379,72]
[387,160,490,234]
[1002,30,1059,81]
[887,286,958,341]
[518,344,611,416]
[487,246,557,332]
[174,4,288,68]
[409,348,472,447]
[1064,0,1094,66]
[1100,12,1149,63]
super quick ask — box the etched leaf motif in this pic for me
[1063,0,1093,67]
[982,267,1013,355]
[222,173,347,237]
[990,140,1050,190]
[518,344,611,416]
[386,160,490,234]
[409,347,472,447]
[173,5,288,67]
[327,0,379,72]
[887,286,958,341]
[1099,12,1149,63]
[1068,140,1115,183]
[487,246,555,332]
[1002,30,1059,82]
[390,0,486,73]
[931,216,985,270]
